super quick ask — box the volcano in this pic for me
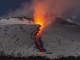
[0,16,80,59]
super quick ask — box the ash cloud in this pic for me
[3,0,80,22]
[32,0,80,18]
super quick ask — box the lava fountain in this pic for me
[34,16,46,54]
[33,0,54,54]
[33,2,47,54]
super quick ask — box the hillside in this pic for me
[0,16,80,59]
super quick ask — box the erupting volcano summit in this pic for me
[0,16,80,59]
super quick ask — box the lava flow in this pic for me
[34,17,46,54]
[33,0,49,54]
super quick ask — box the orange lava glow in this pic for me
[39,52,45,55]
[33,0,48,54]
[35,17,44,43]
[34,16,45,54]
[34,10,45,54]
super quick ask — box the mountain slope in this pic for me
[0,24,40,57]
[40,17,80,58]
[0,16,80,59]
[0,16,34,25]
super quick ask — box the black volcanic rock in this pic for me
[54,17,77,25]
[12,16,34,21]
[35,36,46,52]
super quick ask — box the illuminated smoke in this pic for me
[3,0,80,19]
[31,0,80,54]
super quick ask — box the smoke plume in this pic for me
[32,0,80,28]
[3,0,80,21]
[3,2,33,18]
[32,0,80,18]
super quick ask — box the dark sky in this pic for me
[0,0,30,16]
[0,0,80,22]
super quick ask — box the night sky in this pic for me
[0,0,30,16]
[0,0,80,22]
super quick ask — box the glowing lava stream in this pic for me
[34,17,46,54]
[33,0,48,54]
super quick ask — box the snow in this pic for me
[41,25,80,59]
[0,18,34,25]
[0,24,40,57]
[0,17,80,59]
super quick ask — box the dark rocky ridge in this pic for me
[0,16,34,21]
[0,16,79,25]
[11,16,34,21]
[0,17,80,56]
[53,17,78,25]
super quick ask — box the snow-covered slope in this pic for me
[0,17,40,57]
[0,16,80,59]
[0,16,34,25]
[42,24,80,58]
[40,17,80,58]
[0,24,40,57]
[66,16,80,25]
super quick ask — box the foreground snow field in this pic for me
[42,24,80,58]
[0,24,40,57]
[0,17,80,59]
